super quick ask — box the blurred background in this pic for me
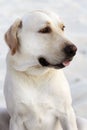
[0,0,87,118]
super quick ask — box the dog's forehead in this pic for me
[22,11,62,29]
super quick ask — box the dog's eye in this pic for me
[61,25,65,31]
[38,26,52,33]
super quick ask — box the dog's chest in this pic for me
[18,82,67,130]
[19,80,67,113]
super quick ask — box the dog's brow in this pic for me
[58,22,65,31]
[41,21,51,28]
[40,21,51,27]
[59,23,65,28]
[46,21,51,25]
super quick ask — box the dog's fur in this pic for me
[1,109,87,130]
[4,10,78,130]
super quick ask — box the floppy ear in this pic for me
[5,19,22,55]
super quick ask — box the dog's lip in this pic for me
[38,57,73,69]
[62,59,72,67]
[52,59,72,69]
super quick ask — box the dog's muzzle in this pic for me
[38,44,77,69]
[38,57,67,69]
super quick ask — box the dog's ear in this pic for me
[5,19,22,55]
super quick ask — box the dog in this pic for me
[4,10,78,130]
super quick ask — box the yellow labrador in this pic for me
[4,10,78,130]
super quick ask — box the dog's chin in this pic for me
[38,57,72,69]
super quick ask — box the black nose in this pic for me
[64,44,77,57]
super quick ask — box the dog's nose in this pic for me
[64,44,77,57]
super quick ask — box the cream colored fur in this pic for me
[4,10,78,130]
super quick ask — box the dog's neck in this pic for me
[24,66,53,76]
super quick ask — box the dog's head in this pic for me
[5,10,77,70]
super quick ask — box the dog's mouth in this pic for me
[38,57,73,69]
